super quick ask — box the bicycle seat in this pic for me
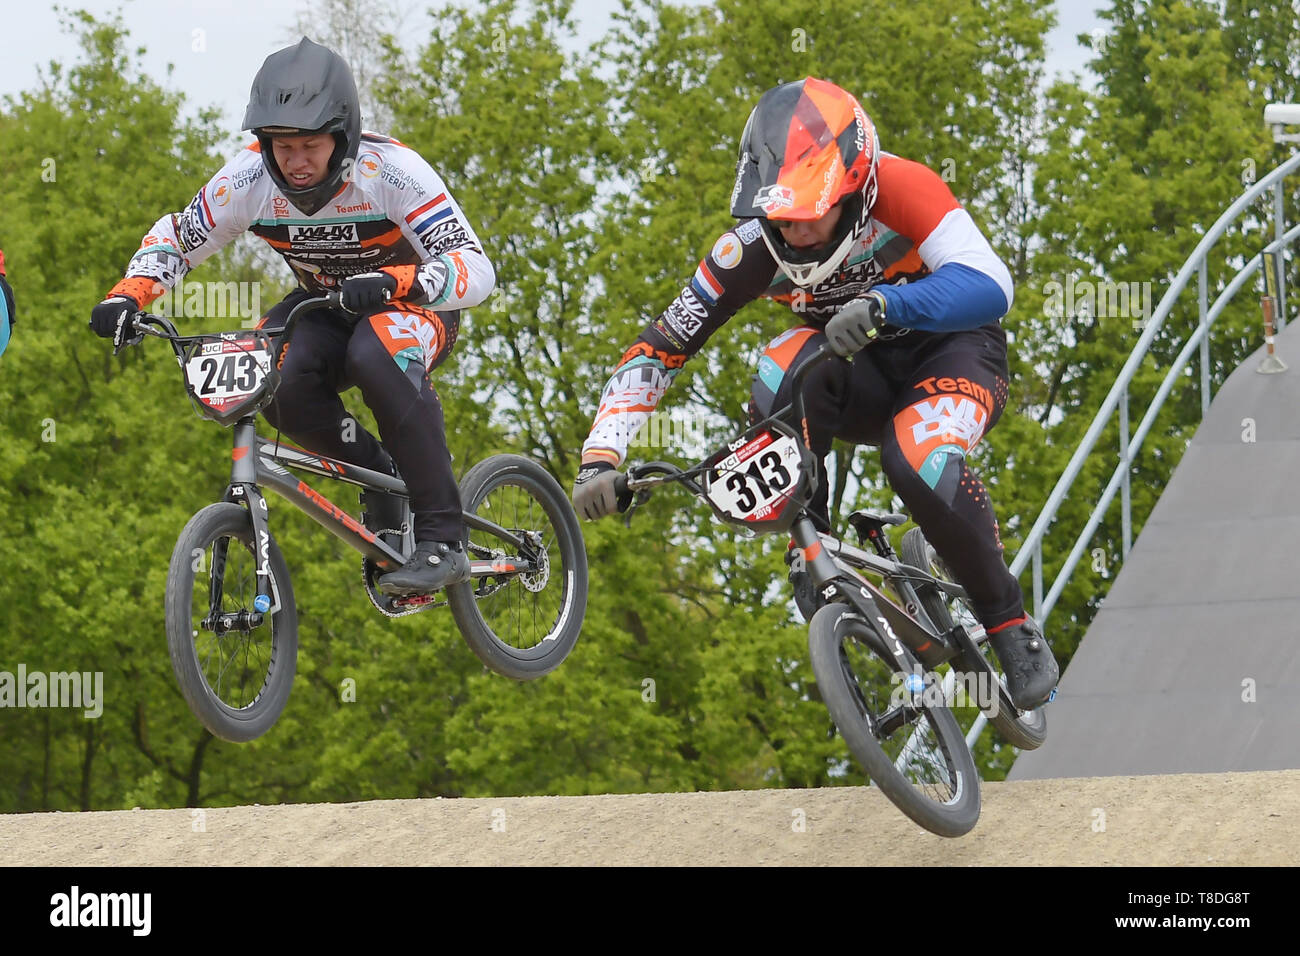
[847,510,908,539]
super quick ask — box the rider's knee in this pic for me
[880,437,967,508]
[750,326,827,419]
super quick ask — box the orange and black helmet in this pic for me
[730,77,879,288]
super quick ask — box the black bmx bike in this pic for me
[617,342,1046,837]
[122,293,587,743]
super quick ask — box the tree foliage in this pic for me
[0,0,1290,809]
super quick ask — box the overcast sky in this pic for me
[0,0,1105,134]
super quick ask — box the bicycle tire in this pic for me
[165,502,298,743]
[899,527,1047,751]
[446,454,587,680]
[808,603,980,837]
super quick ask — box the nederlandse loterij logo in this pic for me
[49,887,151,936]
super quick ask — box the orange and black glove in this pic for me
[340,272,398,314]
[90,295,143,348]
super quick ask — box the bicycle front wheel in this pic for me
[165,502,298,743]
[808,603,980,837]
[446,455,588,680]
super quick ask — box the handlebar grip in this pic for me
[614,473,633,513]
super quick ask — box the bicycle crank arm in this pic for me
[946,624,1020,718]
[468,558,538,577]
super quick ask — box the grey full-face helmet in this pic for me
[241,37,361,216]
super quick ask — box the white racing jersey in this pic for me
[109,132,494,311]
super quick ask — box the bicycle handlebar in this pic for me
[126,292,346,359]
[614,340,840,519]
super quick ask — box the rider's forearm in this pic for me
[381,246,496,311]
[581,330,689,467]
[108,156,256,307]
[106,217,190,308]
[873,261,1011,332]
[582,227,760,465]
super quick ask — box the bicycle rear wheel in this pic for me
[165,502,297,742]
[446,455,587,679]
[808,603,980,837]
[899,527,1047,751]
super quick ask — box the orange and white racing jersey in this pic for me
[582,152,1015,466]
[109,132,494,311]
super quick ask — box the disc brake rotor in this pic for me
[520,544,549,592]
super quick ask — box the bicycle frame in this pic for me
[791,516,966,671]
[133,294,544,613]
[624,341,982,675]
[226,424,539,581]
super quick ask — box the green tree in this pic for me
[1005,0,1276,663]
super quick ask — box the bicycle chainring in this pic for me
[362,558,446,618]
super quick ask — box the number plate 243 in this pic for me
[184,337,273,416]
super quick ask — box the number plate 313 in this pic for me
[705,431,802,521]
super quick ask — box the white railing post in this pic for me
[1032,543,1043,620]
[1276,179,1288,329]
[1199,257,1211,417]
[1120,387,1131,560]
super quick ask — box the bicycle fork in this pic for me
[220,418,282,616]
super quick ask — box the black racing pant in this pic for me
[750,323,1023,629]
[258,290,463,542]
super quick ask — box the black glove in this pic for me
[340,271,398,314]
[572,461,630,521]
[89,295,143,348]
[824,291,887,356]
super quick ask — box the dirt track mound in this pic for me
[4,769,1297,866]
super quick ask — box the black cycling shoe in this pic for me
[377,540,470,595]
[785,544,823,623]
[361,488,407,551]
[988,614,1059,711]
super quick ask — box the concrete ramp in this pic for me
[1010,319,1300,779]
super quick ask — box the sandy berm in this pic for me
[2,769,1297,865]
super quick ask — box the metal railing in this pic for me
[1011,152,1300,620]
[962,151,1300,751]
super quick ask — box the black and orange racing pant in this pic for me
[258,289,463,542]
[749,323,1022,630]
